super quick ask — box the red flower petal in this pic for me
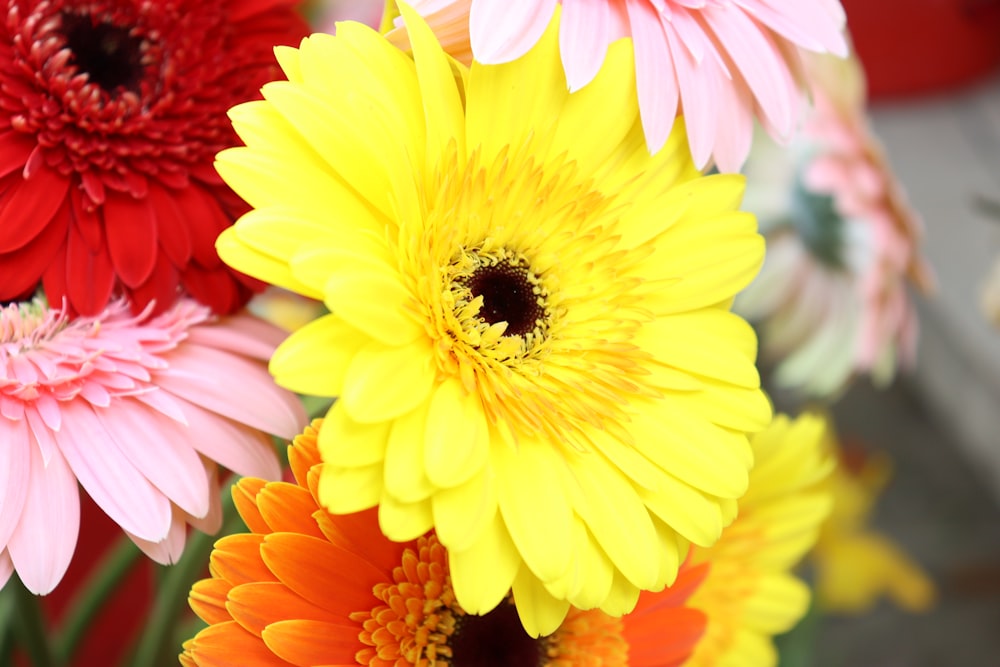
[0,130,34,179]
[65,223,116,316]
[0,170,70,253]
[103,193,158,289]
[147,185,193,265]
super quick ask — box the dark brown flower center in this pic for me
[60,12,146,96]
[450,601,546,667]
[461,258,545,337]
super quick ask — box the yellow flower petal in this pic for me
[567,453,659,590]
[431,467,496,551]
[316,400,390,468]
[597,570,640,617]
[629,404,752,498]
[398,1,466,172]
[449,511,522,615]
[315,461,383,515]
[377,493,434,542]
[269,315,366,397]
[466,8,566,164]
[512,563,571,638]
[383,400,435,503]
[493,438,573,584]
[423,377,490,489]
[341,339,436,423]
[215,228,321,300]
[319,266,424,347]
[550,38,637,177]
[542,516,614,609]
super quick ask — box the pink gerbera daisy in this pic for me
[0,298,306,595]
[391,0,848,171]
[736,47,933,397]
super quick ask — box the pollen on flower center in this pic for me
[60,12,147,96]
[448,247,551,361]
[458,252,547,337]
[0,301,63,351]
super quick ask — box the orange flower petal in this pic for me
[287,420,322,487]
[233,478,271,534]
[312,506,408,575]
[209,534,278,585]
[184,621,294,667]
[227,581,344,636]
[262,619,364,666]
[623,607,707,667]
[255,482,325,537]
[189,578,235,626]
[260,533,385,616]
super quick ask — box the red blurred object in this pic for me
[842,0,1000,99]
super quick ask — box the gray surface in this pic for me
[869,72,1000,502]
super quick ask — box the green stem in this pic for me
[0,579,18,665]
[52,536,141,664]
[128,489,243,667]
[2,576,58,667]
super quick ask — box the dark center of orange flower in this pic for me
[461,258,545,337]
[450,601,546,667]
[61,12,146,96]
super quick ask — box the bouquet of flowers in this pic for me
[0,1,936,665]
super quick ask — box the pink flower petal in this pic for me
[626,0,679,154]
[734,0,847,56]
[7,446,79,595]
[186,461,224,535]
[469,0,558,63]
[185,311,290,361]
[0,417,31,549]
[127,511,187,566]
[96,400,211,519]
[665,24,721,168]
[710,66,756,173]
[703,5,796,141]
[25,407,58,466]
[157,345,305,440]
[55,401,173,543]
[560,0,611,92]
[180,398,282,481]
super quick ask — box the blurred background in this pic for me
[783,1,1000,664]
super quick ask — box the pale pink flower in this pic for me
[391,0,848,171]
[736,47,933,397]
[0,299,306,594]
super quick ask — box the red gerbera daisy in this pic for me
[0,0,309,315]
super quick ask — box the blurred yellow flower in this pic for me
[811,440,936,614]
[686,413,834,667]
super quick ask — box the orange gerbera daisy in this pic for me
[181,420,708,666]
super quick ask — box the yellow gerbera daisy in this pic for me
[685,413,834,667]
[812,437,935,614]
[215,3,769,635]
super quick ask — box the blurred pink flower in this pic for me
[0,298,306,594]
[391,0,847,171]
[737,47,933,397]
